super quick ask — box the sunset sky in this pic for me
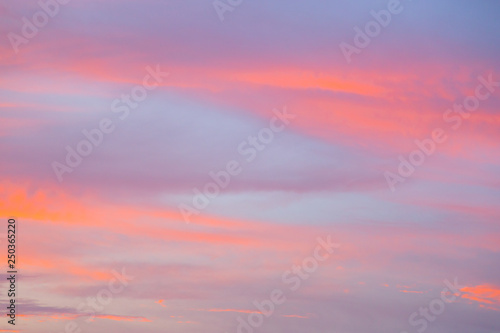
[1,0,500,332]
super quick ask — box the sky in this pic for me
[1,0,500,332]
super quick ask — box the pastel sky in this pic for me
[1,0,500,332]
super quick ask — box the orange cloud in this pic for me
[16,313,79,322]
[155,299,166,307]
[461,285,500,306]
[192,308,261,314]
[399,290,424,294]
[93,315,151,322]
[282,314,313,319]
